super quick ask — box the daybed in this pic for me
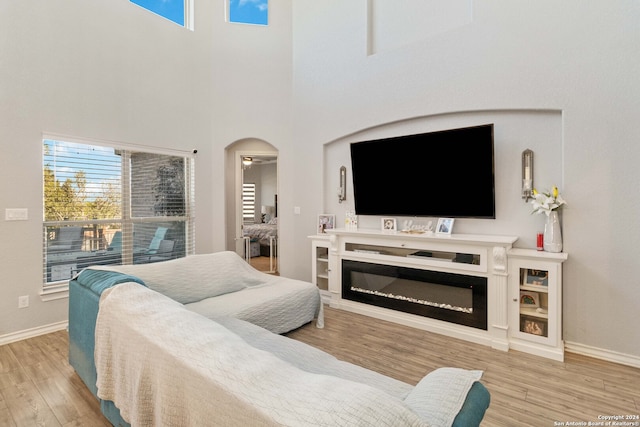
[68,252,490,426]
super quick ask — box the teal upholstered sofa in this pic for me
[68,252,490,426]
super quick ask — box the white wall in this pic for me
[0,0,292,338]
[1,0,638,362]
[291,1,640,360]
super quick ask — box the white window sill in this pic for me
[41,282,69,302]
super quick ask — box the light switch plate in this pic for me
[5,208,28,221]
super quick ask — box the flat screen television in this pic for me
[350,124,495,218]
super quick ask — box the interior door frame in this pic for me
[234,150,279,261]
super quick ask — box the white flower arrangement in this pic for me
[530,186,566,216]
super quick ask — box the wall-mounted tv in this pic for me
[350,124,495,218]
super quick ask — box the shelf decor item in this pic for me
[525,269,549,286]
[520,290,540,308]
[544,211,562,253]
[530,185,566,253]
[436,218,454,235]
[317,214,335,234]
[522,149,534,202]
[381,217,397,232]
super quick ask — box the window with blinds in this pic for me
[242,183,256,224]
[43,138,195,290]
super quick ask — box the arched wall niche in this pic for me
[323,109,563,249]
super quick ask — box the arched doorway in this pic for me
[225,140,278,273]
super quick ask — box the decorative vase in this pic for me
[543,211,563,253]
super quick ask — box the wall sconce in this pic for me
[242,156,253,167]
[338,166,347,203]
[522,149,534,202]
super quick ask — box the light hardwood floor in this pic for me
[1,306,638,426]
[248,255,278,274]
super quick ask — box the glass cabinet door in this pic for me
[518,267,550,338]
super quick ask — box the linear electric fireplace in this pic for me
[342,260,488,330]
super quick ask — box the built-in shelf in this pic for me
[308,235,331,303]
[508,248,567,361]
[309,228,567,361]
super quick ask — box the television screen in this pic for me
[350,124,495,218]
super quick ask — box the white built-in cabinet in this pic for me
[309,229,568,361]
[507,248,568,361]
[309,235,331,304]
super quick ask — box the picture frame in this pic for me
[525,269,549,286]
[436,218,454,235]
[317,214,335,234]
[519,290,540,308]
[381,217,397,232]
[520,318,547,336]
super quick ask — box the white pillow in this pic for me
[404,367,483,427]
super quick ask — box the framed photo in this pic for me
[317,214,335,234]
[519,290,540,308]
[436,218,455,235]
[520,318,547,336]
[381,218,397,232]
[525,269,549,287]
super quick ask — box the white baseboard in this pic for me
[0,321,68,346]
[565,340,640,369]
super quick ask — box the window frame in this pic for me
[42,134,195,300]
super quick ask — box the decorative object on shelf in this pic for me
[525,269,549,286]
[381,217,397,232]
[536,233,544,251]
[338,166,347,203]
[519,290,540,308]
[522,149,534,201]
[317,214,335,234]
[522,318,546,336]
[400,220,433,234]
[530,185,566,253]
[543,211,563,253]
[345,210,358,230]
[436,218,454,235]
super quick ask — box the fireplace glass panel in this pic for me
[342,260,487,329]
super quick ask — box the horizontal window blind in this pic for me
[242,183,256,224]
[43,139,195,286]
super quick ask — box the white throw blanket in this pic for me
[95,283,430,426]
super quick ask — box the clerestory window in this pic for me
[229,0,268,26]
[130,0,192,28]
[42,137,195,295]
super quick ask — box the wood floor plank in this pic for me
[1,380,61,427]
[0,345,21,374]
[0,390,18,427]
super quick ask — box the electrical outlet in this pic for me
[18,295,29,308]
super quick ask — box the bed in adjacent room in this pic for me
[243,219,277,256]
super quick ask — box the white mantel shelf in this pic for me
[325,228,518,247]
